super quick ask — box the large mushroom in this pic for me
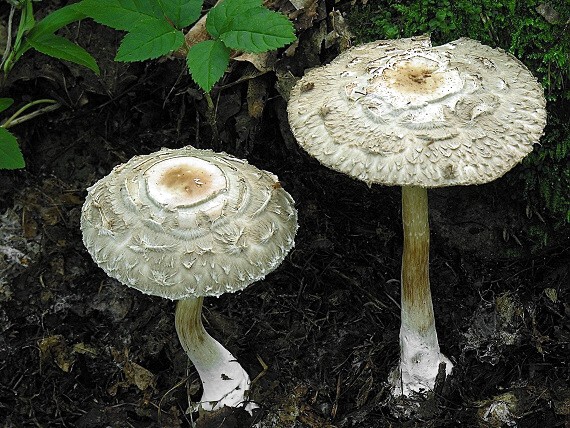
[287,35,546,396]
[81,146,298,411]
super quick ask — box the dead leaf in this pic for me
[288,0,314,9]
[108,348,156,395]
[271,0,322,31]
[325,11,353,51]
[124,360,156,391]
[233,51,276,74]
[73,343,98,357]
[536,3,562,24]
[247,76,269,119]
[22,209,38,239]
[40,206,60,226]
[39,335,75,373]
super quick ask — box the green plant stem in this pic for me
[203,92,219,144]
[1,99,59,129]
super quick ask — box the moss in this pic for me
[522,115,570,228]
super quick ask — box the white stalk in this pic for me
[175,297,256,412]
[390,185,452,396]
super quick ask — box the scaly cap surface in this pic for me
[81,146,298,299]
[287,35,547,187]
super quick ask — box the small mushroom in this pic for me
[287,36,546,396]
[81,146,298,411]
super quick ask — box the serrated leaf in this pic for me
[0,99,14,114]
[115,21,184,61]
[158,0,203,28]
[187,40,230,92]
[220,7,296,53]
[0,128,25,170]
[220,0,262,16]
[28,4,86,39]
[27,34,100,74]
[206,0,261,38]
[76,0,163,31]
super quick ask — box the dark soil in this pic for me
[1,2,569,427]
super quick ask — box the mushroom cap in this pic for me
[287,35,547,187]
[81,146,298,300]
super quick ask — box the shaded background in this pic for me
[0,0,569,426]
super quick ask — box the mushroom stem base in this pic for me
[175,297,256,412]
[389,326,453,396]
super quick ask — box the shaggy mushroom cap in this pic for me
[81,146,298,300]
[287,35,547,187]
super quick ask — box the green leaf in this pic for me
[206,0,261,38]
[76,0,163,31]
[27,34,100,74]
[29,4,86,38]
[0,99,14,114]
[13,1,35,54]
[219,7,296,52]
[224,0,262,15]
[0,128,25,170]
[12,42,32,65]
[187,40,230,92]
[18,1,36,34]
[115,21,184,61]
[158,0,203,28]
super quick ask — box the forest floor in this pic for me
[0,1,569,427]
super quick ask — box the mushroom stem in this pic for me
[390,185,452,396]
[175,297,255,412]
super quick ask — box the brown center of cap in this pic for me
[383,62,443,94]
[145,157,227,207]
[158,166,215,200]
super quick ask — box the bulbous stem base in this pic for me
[389,326,453,396]
[175,297,256,412]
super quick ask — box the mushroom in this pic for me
[287,35,546,396]
[80,146,298,411]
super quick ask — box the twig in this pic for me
[0,6,16,71]
[250,354,269,385]
[1,99,60,129]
